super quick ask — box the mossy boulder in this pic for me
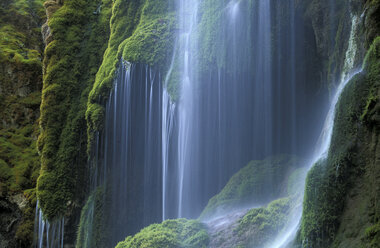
[200,155,305,220]
[234,197,294,248]
[115,219,209,248]
[206,195,301,248]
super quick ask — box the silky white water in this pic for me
[162,88,176,221]
[34,201,64,248]
[176,0,198,218]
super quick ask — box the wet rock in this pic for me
[0,197,22,248]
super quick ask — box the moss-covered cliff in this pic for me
[299,36,380,248]
[0,0,45,246]
[295,0,365,92]
[35,1,113,245]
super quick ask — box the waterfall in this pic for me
[176,0,198,218]
[162,38,177,221]
[171,0,312,220]
[74,62,165,247]
[253,0,273,156]
[105,62,163,244]
[268,13,362,248]
[34,201,64,248]
[162,89,176,221]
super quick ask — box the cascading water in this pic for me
[162,88,176,221]
[105,62,163,244]
[75,62,164,247]
[168,0,323,220]
[175,0,198,218]
[63,1,365,247]
[268,13,362,248]
[34,201,64,248]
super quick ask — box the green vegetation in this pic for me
[364,222,380,248]
[0,126,40,194]
[195,0,255,72]
[115,219,209,248]
[234,197,293,248]
[0,0,45,246]
[195,0,230,70]
[87,0,176,151]
[200,155,304,220]
[36,0,113,220]
[299,37,380,247]
[76,186,107,248]
[364,0,380,48]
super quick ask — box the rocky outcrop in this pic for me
[0,197,22,248]
[35,1,113,245]
[41,0,63,45]
[296,0,365,90]
[0,0,45,246]
[299,36,380,248]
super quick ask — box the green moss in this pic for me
[299,37,380,247]
[195,0,230,71]
[234,197,293,248]
[76,186,107,248]
[115,219,209,248]
[120,14,176,67]
[87,0,176,153]
[36,0,113,220]
[15,201,36,246]
[364,0,380,48]
[364,222,380,248]
[0,125,40,195]
[0,2,45,246]
[361,36,380,123]
[200,155,304,220]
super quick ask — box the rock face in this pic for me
[0,194,32,248]
[41,0,63,45]
[295,0,365,89]
[299,37,380,248]
[0,197,22,248]
[0,0,45,247]
[35,0,113,245]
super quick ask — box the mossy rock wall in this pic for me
[0,0,45,247]
[36,2,113,245]
[295,0,366,92]
[299,36,380,248]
